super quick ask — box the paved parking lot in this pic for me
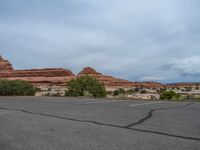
[0,97,199,150]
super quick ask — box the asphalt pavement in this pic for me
[0,97,199,150]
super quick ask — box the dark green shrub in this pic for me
[160,91,179,100]
[106,91,113,95]
[0,79,36,96]
[113,88,126,96]
[185,87,192,92]
[185,95,195,100]
[118,88,126,94]
[195,96,200,102]
[127,89,134,94]
[65,75,106,98]
[134,87,141,92]
[113,90,120,96]
[140,90,147,94]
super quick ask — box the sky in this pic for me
[0,0,200,83]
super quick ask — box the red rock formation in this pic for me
[78,67,164,88]
[0,68,74,78]
[78,67,102,76]
[166,82,200,88]
[0,56,167,88]
[0,56,74,86]
[137,82,165,88]
[0,55,13,70]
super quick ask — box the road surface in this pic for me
[0,97,199,150]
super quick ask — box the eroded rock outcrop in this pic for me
[78,67,164,88]
[0,56,75,86]
[0,56,165,88]
[0,55,13,70]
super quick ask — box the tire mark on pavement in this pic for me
[0,102,199,142]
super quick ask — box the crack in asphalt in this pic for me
[0,102,199,142]
[125,102,194,128]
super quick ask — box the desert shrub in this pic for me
[106,91,113,95]
[118,88,126,94]
[140,90,147,94]
[158,88,167,93]
[127,89,134,94]
[65,75,106,97]
[113,88,126,96]
[185,95,195,100]
[195,96,200,102]
[160,91,181,100]
[113,90,120,96]
[0,79,36,96]
[185,87,192,92]
[134,87,141,92]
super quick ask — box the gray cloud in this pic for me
[0,0,200,82]
[161,56,200,77]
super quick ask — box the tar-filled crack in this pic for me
[0,102,199,142]
[125,103,194,128]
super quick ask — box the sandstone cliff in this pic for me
[78,67,164,88]
[0,55,13,70]
[0,56,74,86]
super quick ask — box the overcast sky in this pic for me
[0,0,200,83]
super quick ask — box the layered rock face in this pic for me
[78,67,164,89]
[78,67,134,87]
[0,55,13,70]
[166,82,200,88]
[0,56,166,88]
[0,56,74,86]
[0,68,74,78]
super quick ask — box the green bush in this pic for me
[160,91,181,100]
[65,75,106,98]
[195,96,200,102]
[127,89,134,94]
[133,87,141,92]
[113,90,120,96]
[0,79,36,96]
[113,88,126,96]
[106,91,113,95]
[140,90,147,94]
[185,95,195,100]
[185,86,192,92]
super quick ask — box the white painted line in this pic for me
[85,100,131,104]
[129,101,163,107]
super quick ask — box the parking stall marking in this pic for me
[129,101,163,107]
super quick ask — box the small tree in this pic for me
[140,90,147,94]
[127,89,134,94]
[113,90,120,96]
[160,90,181,100]
[160,91,175,100]
[134,87,141,92]
[113,88,126,96]
[185,86,192,92]
[65,75,106,97]
[0,79,36,96]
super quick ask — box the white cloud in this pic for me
[139,76,166,82]
[162,55,200,77]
